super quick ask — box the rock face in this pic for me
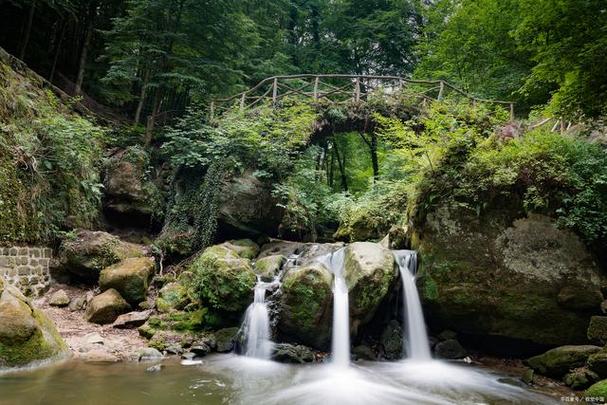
[85,289,131,324]
[103,147,162,227]
[218,170,282,237]
[188,242,257,314]
[0,277,67,367]
[414,208,603,346]
[99,257,155,305]
[526,345,601,377]
[278,263,333,349]
[272,343,315,363]
[588,316,607,345]
[344,242,397,332]
[58,230,146,281]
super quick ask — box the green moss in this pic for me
[586,379,607,398]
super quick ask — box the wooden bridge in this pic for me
[209,74,515,121]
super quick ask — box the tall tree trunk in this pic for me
[370,132,379,180]
[75,2,97,96]
[134,68,150,124]
[333,139,348,192]
[145,89,162,145]
[18,0,36,60]
[49,21,66,83]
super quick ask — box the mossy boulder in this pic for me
[0,278,67,367]
[254,254,285,281]
[215,327,240,352]
[103,147,163,227]
[587,348,607,378]
[414,207,603,346]
[156,282,190,313]
[278,263,333,349]
[272,343,315,364]
[344,242,396,331]
[563,367,599,390]
[586,379,607,398]
[188,243,256,314]
[85,289,131,324]
[99,257,155,305]
[526,345,601,377]
[588,316,607,345]
[58,230,146,281]
[223,239,259,260]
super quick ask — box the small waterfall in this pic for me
[241,278,273,359]
[393,250,432,361]
[318,248,350,367]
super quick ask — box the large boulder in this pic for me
[278,263,333,349]
[85,289,131,324]
[344,242,397,331]
[218,170,282,238]
[58,230,146,281]
[155,282,190,313]
[254,255,285,281]
[99,257,155,305]
[188,243,256,314]
[272,343,315,364]
[414,208,604,346]
[525,345,601,377]
[103,147,162,227]
[0,277,67,367]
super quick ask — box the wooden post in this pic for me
[510,103,515,121]
[209,101,215,122]
[240,93,246,111]
[354,77,361,102]
[437,81,444,100]
[272,78,278,105]
[313,76,319,101]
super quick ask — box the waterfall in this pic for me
[318,248,350,367]
[241,277,273,360]
[393,250,432,361]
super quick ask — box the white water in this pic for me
[317,248,350,367]
[241,278,273,359]
[394,250,432,360]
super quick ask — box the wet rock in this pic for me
[181,352,196,360]
[588,316,607,345]
[521,368,534,385]
[187,244,256,314]
[113,310,152,329]
[155,282,189,313]
[85,289,131,324]
[0,277,67,367]
[215,327,239,353]
[434,339,467,359]
[58,230,146,281]
[587,348,607,378]
[146,364,163,372]
[272,343,315,364]
[278,263,333,350]
[380,320,403,360]
[254,255,285,281]
[190,344,211,357]
[79,349,119,363]
[525,345,601,377]
[49,289,70,307]
[99,257,155,305]
[563,367,599,390]
[353,345,376,361]
[138,347,163,361]
[344,242,397,331]
[258,240,306,259]
[415,210,604,346]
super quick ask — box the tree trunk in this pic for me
[18,0,36,60]
[134,68,150,124]
[49,21,66,83]
[333,140,348,192]
[75,2,97,96]
[370,132,379,180]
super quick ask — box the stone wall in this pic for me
[0,246,52,296]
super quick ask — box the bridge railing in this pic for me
[209,74,514,121]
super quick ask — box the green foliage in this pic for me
[0,63,105,243]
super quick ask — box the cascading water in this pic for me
[393,250,432,361]
[241,278,273,359]
[318,248,350,367]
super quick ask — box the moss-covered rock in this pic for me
[58,230,146,281]
[272,343,316,363]
[254,254,285,281]
[0,278,67,367]
[563,367,599,390]
[587,348,607,378]
[344,242,396,331]
[526,345,601,377]
[99,257,155,304]
[156,282,190,313]
[85,289,131,324]
[278,263,333,349]
[585,379,607,398]
[414,207,603,346]
[215,327,239,352]
[224,239,259,260]
[588,316,607,345]
[103,146,163,227]
[189,243,256,314]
